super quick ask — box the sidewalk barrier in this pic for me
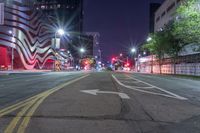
[139,63,200,76]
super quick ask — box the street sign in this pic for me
[0,3,4,25]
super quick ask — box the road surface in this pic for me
[0,71,200,133]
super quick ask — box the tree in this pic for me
[143,32,167,74]
[173,0,200,44]
[164,23,185,74]
[144,23,186,74]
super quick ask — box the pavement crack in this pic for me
[110,74,131,118]
[1,114,176,124]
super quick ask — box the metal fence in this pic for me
[139,53,200,76]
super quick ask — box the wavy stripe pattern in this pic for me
[0,1,54,69]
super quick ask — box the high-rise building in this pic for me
[34,0,83,33]
[81,34,94,57]
[33,0,84,61]
[0,0,56,70]
[85,32,100,60]
[154,0,182,32]
[149,3,160,33]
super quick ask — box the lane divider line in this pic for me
[0,92,50,118]
[1,74,89,133]
[4,98,39,133]
[112,74,187,100]
[126,75,188,100]
[17,97,46,133]
[17,74,90,133]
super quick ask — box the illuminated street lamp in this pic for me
[131,47,136,53]
[147,37,152,42]
[57,29,65,36]
[80,48,85,53]
[54,28,65,49]
[53,28,65,71]
[80,48,86,58]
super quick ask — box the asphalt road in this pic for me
[0,71,200,133]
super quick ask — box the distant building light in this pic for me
[41,5,45,9]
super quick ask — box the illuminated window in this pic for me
[41,5,45,9]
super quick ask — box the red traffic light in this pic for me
[85,61,88,65]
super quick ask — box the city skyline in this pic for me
[84,0,164,61]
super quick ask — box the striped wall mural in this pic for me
[0,0,54,70]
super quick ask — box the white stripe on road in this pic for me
[112,75,188,100]
[121,80,141,84]
[126,75,188,100]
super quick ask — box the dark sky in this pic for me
[83,0,164,62]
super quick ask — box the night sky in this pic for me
[84,0,164,62]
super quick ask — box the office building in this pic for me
[149,3,160,33]
[0,0,56,70]
[154,0,182,32]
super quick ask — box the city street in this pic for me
[0,71,200,133]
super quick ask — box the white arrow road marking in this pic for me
[112,75,187,100]
[81,89,130,99]
[121,80,141,84]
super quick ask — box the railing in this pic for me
[138,53,200,76]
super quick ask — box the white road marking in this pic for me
[121,80,141,84]
[126,75,188,100]
[132,86,154,89]
[81,89,130,99]
[112,75,187,100]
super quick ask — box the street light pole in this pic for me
[131,47,136,71]
[11,47,14,70]
[99,49,102,62]
[147,36,153,74]
[53,28,65,71]
[80,48,85,58]
[9,30,15,71]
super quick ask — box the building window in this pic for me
[161,11,166,17]
[167,2,175,12]
[156,16,160,23]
